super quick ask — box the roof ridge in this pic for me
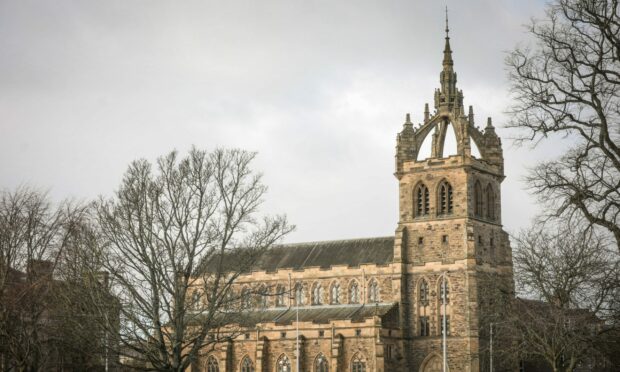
[276,236,394,248]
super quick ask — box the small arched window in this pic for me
[474,181,484,217]
[439,277,450,304]
[368,279,380,303]
[486,184,495,220]
[294,283,306,306]
[191,290,201,310]
[351,354,366,372]
[419,279,429,305]
[315,354,329,372]
[207,356,219,372]
[349,281,360,304]
[241,356,254,372]
[312,283,324,305]
[415,183,430,217]
[241,286,251,309]
[257,285,267,308]
[330,282,341,304]
[438,181,453,215]
[277,354,291,372]
[275,284,286,307]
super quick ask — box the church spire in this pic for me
[442,7,453,69]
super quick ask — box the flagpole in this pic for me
[295,292,301,372]
[443,271,447,372]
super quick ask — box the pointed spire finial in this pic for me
[442,7,453,68]
[405,113,412,124]
[445,6,449,37]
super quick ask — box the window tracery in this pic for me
[349,281,360,304]
[330,282,341,304]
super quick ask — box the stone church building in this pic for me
[194,22,514,372]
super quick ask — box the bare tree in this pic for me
[491,221,620,372]
[506,0,620,251]
[89,148,292,371]
[0,187,89,371]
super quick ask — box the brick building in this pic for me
[193,21,514,372]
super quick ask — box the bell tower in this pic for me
[393,14,514,372]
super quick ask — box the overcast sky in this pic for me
[0,0,555,243]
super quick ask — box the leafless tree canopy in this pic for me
[0,187,100,371]
[506,0,620,250]
[91,148,292,371]
[492,221,620,372]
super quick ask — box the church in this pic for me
[194,20,514,372]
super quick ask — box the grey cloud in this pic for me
[0,0,549,242]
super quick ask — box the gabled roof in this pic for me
[253,236,394,272]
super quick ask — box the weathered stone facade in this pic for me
[193,21,513,372]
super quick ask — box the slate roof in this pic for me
[253,236,395,272]
[227,303,398,327]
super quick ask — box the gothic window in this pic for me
[486,183,495,220]
[351,354,366,372]
[312,282,324,305]
[349,280,360,304]
[330,282,341,304]
[438,180,453,215]
[277,355,291,372]
[241,356,254,372]
[257,284,267,308]
[419,316,430,336]
[439,277,450,304]
[241,286,251,309]
[440,315,451,336]
[415,183,430,217]
[275,284,286,307]
[419,279,429,305]
[294,283,306,306]
[207,356,219,372]
[191,290,201,310]
[315,354,329,372]
[474,181,484,217]
[368,279,380,303]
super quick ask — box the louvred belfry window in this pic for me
[439,181,453,215]
[416,184,430,217]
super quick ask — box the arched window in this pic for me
[349,281,360,304]
[474,181,483,217]
[277,354,291,372]
[486,184,495,220]
[294,283,306,306]
[257,284,267,308]
[315,354,329,372]
[438,181,453,215]
[330,282,341,304]
[438,277,450,304]
[206,356,219,372]
[191,290,201,310]
[419,279,429,305]
[312,282,324,305]
[241,286,251,309]
[275,284,286,307]
[438,276,451,336]
[415,183,430,217]
[368,279,380,303]
[351,354,366,372]
[413,183,430,217]
[241,356,254,372]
